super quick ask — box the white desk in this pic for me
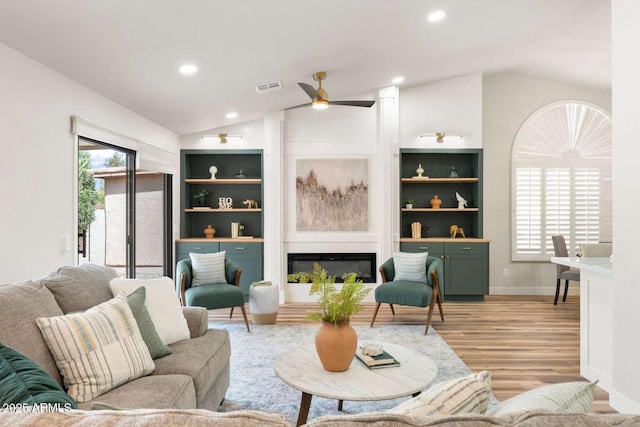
[551,256,613,392]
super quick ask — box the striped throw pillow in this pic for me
[487,381,596,415]
[392,251,429,283]
[390,371,492,416]
[36,293,155,403]
[190,251,227,286]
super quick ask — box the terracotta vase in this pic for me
[430,195,442,209]
[204,225,216,239]
[315,320,357,372]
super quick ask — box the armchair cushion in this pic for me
[185,284,245,310]
[110,277,190,346]
[190,251,226,286]
[392,252,429,283]
[375,281,433,307]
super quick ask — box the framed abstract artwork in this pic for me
[295,159,368,231]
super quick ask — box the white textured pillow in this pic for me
[393,251,429,283]
[190,251,227,286]
[389,371,492,416]
[36,293,155,403]
[487,381,596,415]
[110,277,190,345]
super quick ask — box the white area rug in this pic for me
[216,323,490,424]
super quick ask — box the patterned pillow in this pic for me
[190,251,227,286]
[487,381,596,415]
[392,252,429,283]
[389,371,491,416]
[36,293,155,403]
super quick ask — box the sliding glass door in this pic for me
[78,137,172,278]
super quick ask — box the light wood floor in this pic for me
[208,295,615,414]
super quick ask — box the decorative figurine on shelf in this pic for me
[421,225,430,238]
[456,192,468,209]
[449,166,459,178]
[414,163,428,179]
[203,225,216,239]
[242,199,259,209]
[209,165,218,179]
[449,224,466,238]
[430,195,442,209]
[218,197,233,209]
[235,169,247,179]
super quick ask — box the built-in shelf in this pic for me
[401,177,478,184]
[402,208,479,212]
[185,208,262,213]
[185,178,262,184]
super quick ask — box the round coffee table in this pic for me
[274,342,438,426]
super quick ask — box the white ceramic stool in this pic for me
[249,281,279,324]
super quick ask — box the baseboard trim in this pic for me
[610,388,640,414]
[490,286,580,296]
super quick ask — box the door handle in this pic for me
[461,247,472,250]
[419,246,429,250]
[193,246,202,250]
[236,247,245,250]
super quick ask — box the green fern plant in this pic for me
[287,262,370,325]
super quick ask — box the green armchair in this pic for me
[176,257,250,332]
[370,256,444,334]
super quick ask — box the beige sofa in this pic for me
[0,408,638,426]
[0,264,231,410]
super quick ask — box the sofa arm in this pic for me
[181,306,208,338]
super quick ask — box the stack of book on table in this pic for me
[355,347,400,369]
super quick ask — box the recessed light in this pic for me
[179,64,198,75]
[392,76,404,84]
[225,112,238,119]
[427,10,446,23]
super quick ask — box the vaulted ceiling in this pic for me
[0,0,610,134]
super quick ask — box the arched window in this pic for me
[511,100,612,261]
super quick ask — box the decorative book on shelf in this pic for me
[355,348,400,369]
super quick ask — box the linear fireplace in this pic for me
[287,253,376,283]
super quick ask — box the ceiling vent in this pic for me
[254,81,283,94]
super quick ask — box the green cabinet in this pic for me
[220,242,263,298]
[400,241,489,301]
[176,149,264,289]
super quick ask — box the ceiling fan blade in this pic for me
[284,102,312,110]
[298,82,319,100]
[328,100,376,108]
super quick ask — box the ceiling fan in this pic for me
[286,71,375,110]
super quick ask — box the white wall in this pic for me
[283,95,381,302]
[482,72,610,295]
[401,73,483,150]
[611,0,640,413]
[0,42,179,283]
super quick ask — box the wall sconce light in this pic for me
[419,133,463,143]
[201,133,243,144]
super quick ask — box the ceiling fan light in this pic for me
[312,99,329,110]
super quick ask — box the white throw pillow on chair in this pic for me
[392,251,429,283]
[189,251,227,286]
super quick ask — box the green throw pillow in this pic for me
[0,342,77,409]
[127,286,172,359]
